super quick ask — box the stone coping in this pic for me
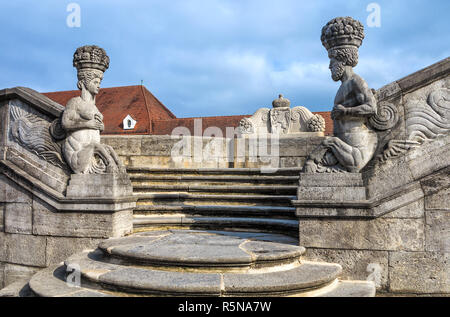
[293,136,450,219]
[1,159,137,213]
[0,87,64,117]
[293,181,422,218]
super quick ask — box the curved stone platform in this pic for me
[98,230,304,269]
[29,230,376,297]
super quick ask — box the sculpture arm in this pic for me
[343,78,377,118]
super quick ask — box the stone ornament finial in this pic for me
[73,45,110,72]
[272,94,291,108]
[307,114,326,132]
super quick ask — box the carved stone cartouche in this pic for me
[239,94,325,135]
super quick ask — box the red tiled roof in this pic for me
[43,85,333,136]
[43,85,176,135]
[152,115,251,137]
[152,111,333,136]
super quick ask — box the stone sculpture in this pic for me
[303,17,378,173]
[60,45,125,174]
[239,94,325,135]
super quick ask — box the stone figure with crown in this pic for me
[303,17,378,173]
[60,45,125,174]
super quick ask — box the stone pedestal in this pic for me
[59,172,135,237]
[66,173,133,198]
[295,173,370,218]
[297,173,365,200]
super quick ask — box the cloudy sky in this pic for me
[1,0,449,117]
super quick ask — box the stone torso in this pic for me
[334,79,371,132]
[333,78,377,165]
[65,97,102,145]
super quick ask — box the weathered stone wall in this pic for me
[102,134,324,169]
[0,174,108,289]
[301,181,449,294]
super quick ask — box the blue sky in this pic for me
[1,0,449,117]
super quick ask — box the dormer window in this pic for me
[123,114,137,130]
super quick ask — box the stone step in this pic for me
[135,193,295,207]
[127,167,303,177]
[29,230,376,297]
[134,203,296,217]
[130,176,298,187]
[29,264,375,297]
[130,174,299,182]
[132,184,298,195]
[64,231,340,296]
[133,216,299,236]
[128,168,300,236]
[97,231,305,269]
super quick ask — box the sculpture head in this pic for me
[328,47,359,81]
[321,17,364,81]
[76,69,103,94]
[73,45,109,94]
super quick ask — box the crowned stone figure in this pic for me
[303,17,378,173]
[61,45,125,174]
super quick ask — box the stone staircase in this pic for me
[128,167,301,236]
[29,230,375,297]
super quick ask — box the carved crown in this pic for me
[272,94,291,108]
[321,17,365,51]
[73,45,110,72]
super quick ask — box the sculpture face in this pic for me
[77,69,104,94]
[86,76,102,95]
[329,57,345,82]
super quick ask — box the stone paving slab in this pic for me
[318,280,376,297]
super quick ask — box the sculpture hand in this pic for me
[87,119,104,131]
[331,104,346,120]
[94,113,103,123]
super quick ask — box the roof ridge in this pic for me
[140,86,176,119]
[140,84,153,133]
